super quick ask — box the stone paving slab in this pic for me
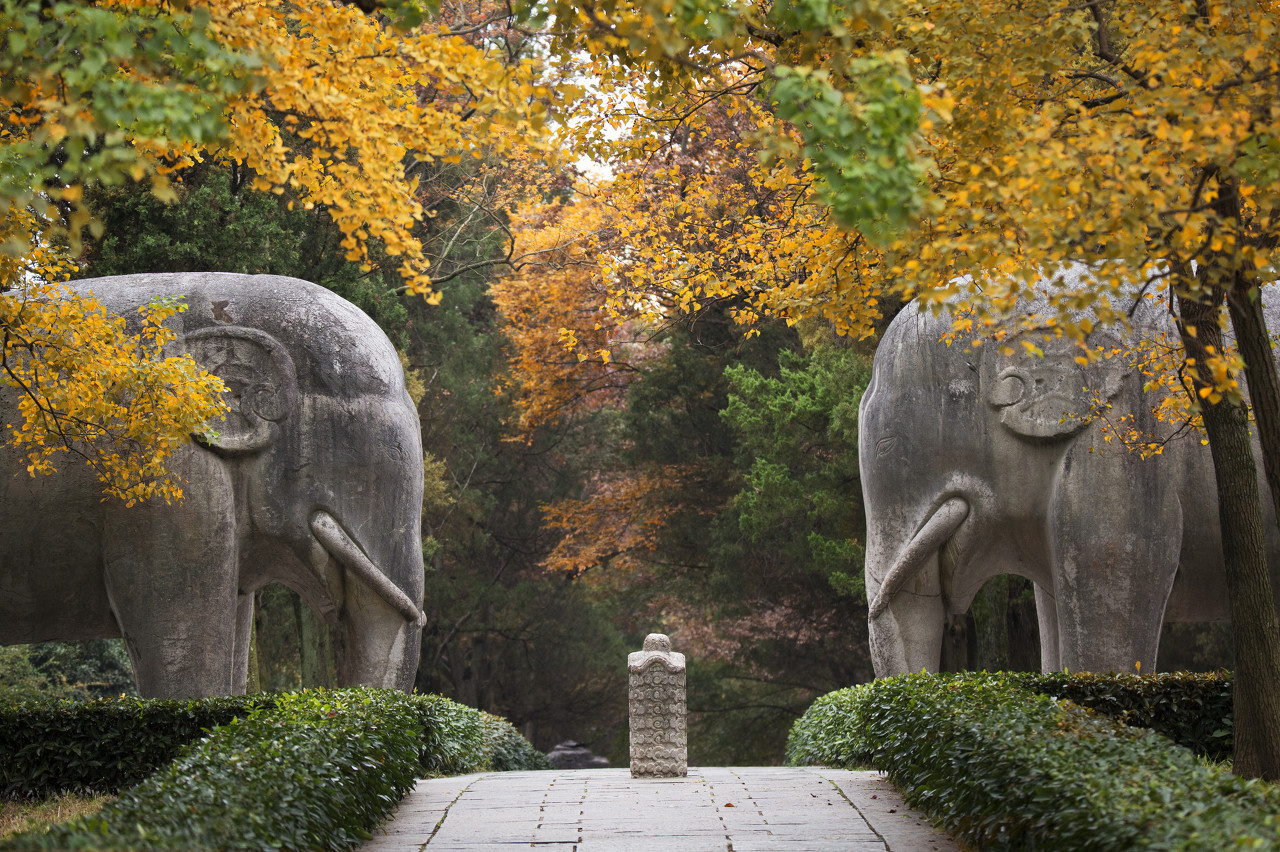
[362,767,958,852]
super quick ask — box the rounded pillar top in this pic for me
[629,632,685,673]
[643,633,672,652]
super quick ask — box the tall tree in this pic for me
[494,197,881,760]
[411,269,633,754]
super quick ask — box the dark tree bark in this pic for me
[1228,278,1280,511]
[971,576,1011,672]
[247,614,262,694]
[1217,176,1280,529]
[294,595,335,688]
[1178,285,1280,781]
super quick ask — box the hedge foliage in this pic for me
[415,692,486,775]
[479,710,552,772]
[787,673,1280,851]
[5,689,420,851]
[413,694,550,774]
[0,695,272,799]
[1,689,548,851]
[1013,671,1233,761]
[783,684,873,769]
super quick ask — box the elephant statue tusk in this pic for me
[310,511,428,630]
[868,497,969,619]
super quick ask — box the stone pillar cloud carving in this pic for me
[628,633,687,777]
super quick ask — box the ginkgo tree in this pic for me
[523,0,1280,779]
[0,210,228,504]
[0,0,547,498]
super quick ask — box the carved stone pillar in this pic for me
[628,633,687,777]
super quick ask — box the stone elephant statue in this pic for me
[0,273,426,698]
[861,267,1280,677]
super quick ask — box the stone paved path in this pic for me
[362,767,959,852]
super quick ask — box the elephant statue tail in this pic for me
[868,496,969,619]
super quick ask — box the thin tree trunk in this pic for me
[247,605,261,694]
[1212,176,1280,523]
[971,576,1011,672]
[1227,277,1280,525]
[1179,288,1280,781]
[296,596,335,688]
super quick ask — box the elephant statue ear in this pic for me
[983,331,1129,441]
[186,327,299,454]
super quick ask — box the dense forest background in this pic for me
[0,157,1233,766]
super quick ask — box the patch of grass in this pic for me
[0,795,111,840]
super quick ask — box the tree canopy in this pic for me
[537,0,1276,341]
[0,0,548,495]
[2,0,545,294]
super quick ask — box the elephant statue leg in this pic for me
[871,571,947,674]
[1034,583,1061,671]
[1049,446,1182,673]
[103,452,240,698]
[232,591,255,694]
[332,579,418,689]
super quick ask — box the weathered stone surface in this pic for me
[861,262,1280,677]
[628,633,687,777]
[360,768,960,852]
[546,741,611,769]
[0,273,426,698]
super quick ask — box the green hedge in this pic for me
[2,690,548,798]
[0,695,272,799]
[411,696,550,774]
[1,689,547,850]
[415,692,487,775]
[787,673,1280,851]
[1013,671,1233,761]
[784,684,873,769]
[5,690,421,851]
[479,710,552,771]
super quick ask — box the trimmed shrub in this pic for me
[1,688,547,850]
[413,693,487,775]
[410,696,551,773]
[1013,670,1233,761]
[1,690,549,799]
[783,684,871,768]
[480,711,552,771]
[787,673,1280,851]
[0,695,271,800]
[4,689,421,851]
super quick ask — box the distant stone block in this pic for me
[546,741,610,769]
[628,633,687,777]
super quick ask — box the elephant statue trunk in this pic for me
[310,511,425,690]
[866,496,968,675]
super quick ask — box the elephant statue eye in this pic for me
[988,370,1026,408]
[875,435,901,457]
